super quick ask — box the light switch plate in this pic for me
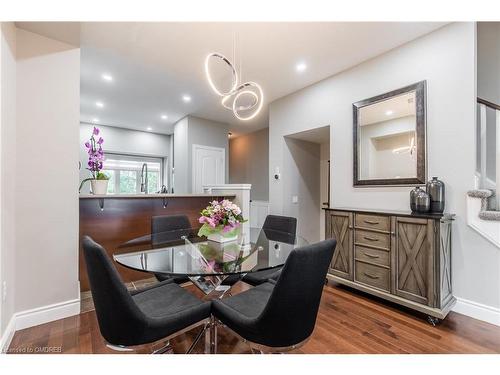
[292,195,298,204]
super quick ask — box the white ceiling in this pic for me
[20,22,448,136]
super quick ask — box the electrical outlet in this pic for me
[2,281,6,302]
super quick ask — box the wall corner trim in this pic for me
[453,297,500,326]
[0,315,17,354]
[0,297,80,352]
[14,298,81,332]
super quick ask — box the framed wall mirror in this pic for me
[353,80,427,186]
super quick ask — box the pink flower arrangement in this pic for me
[197,200,246,237]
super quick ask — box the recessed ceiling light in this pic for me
[161,114,168,120]
[182,95,191,103]
[92,118,99,123]
[147,127,153,131]
[101,73,113,82]
[296,62,307,72]
[96,101,104,108]
[385,110,394,116]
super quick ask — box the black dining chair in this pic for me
[82,236,211,353]
[151,214,192,285]
[241,214,297,286]
[211,239,336,353]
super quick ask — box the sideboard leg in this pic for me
[427,316,441,326]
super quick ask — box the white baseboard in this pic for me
[14,298,81,331]
[453,297,500,326]
[0,315,16,353]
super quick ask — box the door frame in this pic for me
[191,144,226,193]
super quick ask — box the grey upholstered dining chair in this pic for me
[211,238,336,353]
[151,214,192,284]
[241,214,297,286]
[82,236,211,353]
[222,214,298,287]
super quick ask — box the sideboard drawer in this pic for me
[355,213,391,232]
[355,261,390,292]
[355,245,390,267]
[355,229,391,250]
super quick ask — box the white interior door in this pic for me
[192,144,225,193]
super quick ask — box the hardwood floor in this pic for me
[7,282,500,354]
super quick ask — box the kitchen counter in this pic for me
[79,192,236,291]
[79,193,231,199]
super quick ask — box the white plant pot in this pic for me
[207,232,238,243]
[91,179,109,195]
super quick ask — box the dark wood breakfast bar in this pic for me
[79,194,235,291]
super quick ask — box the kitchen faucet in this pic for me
[140,163,148,194]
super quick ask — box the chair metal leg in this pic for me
[205,322,210,353]
[105,343,135,352]
[208,316,217,354]
[105,318,210,354]
[152,340,173,354]
[186,323,209,354]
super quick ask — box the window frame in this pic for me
[102,152,165,194]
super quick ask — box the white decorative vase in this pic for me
[91,179,109,195]
[207,232,238,243]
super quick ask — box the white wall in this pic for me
[79,123,171,194]
[269,23,500,318]
[229,128,269,201]
[15,29,80,313]
[173,117,189,194]
[0,22,16,341]
[283,137,321,242]
[173,115,229,194]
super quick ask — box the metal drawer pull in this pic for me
[363,252,380,258]
[363,236,379,241]
[363,272,380,279]
[364,220,380,225]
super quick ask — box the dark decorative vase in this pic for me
[415,189,430,213]
[410,187,425,212]
[426,177,445,213]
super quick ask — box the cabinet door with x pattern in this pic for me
[326,211,354,280]
[393,217,435,306]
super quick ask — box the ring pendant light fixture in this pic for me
[204,53,238,97]
[220,82,258,111]
[232,82,264,121]
[204,38,264,121]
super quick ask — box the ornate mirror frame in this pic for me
[353,80,427,187]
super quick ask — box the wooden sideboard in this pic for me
[325,208,455,323]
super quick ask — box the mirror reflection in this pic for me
[358,91,417,180]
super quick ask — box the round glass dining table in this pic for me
[114,227,308,296]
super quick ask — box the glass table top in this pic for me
[114,227,308,295]
[114,227,308,278]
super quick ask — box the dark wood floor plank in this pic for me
[8,283,500,354]
[325,288,492,354]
